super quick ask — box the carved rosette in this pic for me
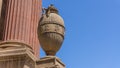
[38,5,65,56]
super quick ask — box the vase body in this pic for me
[38,12,65,56]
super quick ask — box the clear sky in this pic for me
[40,0,120,68]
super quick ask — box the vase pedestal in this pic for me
[36,56,65,68]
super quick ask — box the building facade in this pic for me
[0,0,65,68]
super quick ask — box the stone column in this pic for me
[0,0,42,57]
[0,0,2,17]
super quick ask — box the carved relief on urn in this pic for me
[38,5,65,56]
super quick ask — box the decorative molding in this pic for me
[36,56,65,68]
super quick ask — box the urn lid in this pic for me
[40,5,64,26]
[40,13,64,26]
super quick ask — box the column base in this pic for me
[0,42,37,68]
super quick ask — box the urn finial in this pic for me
[42,4,59,17]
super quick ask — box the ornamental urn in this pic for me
[38,5,65,56]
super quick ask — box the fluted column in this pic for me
[0,0,2,17]
[1,0,42,57]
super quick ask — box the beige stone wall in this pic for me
[0,57,25,68]
[0,42,37,68]
[0,56,35,68]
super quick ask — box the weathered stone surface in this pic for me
[0,1,66,68]
[0,43,37,68]
[38,5,65,56]
[36,56,65,68]
[0,0,42,57]
[0,0,2,18]
[0,41,66,68]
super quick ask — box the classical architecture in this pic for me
[0,0,65,68]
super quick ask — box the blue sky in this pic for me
[40,0,120,68]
